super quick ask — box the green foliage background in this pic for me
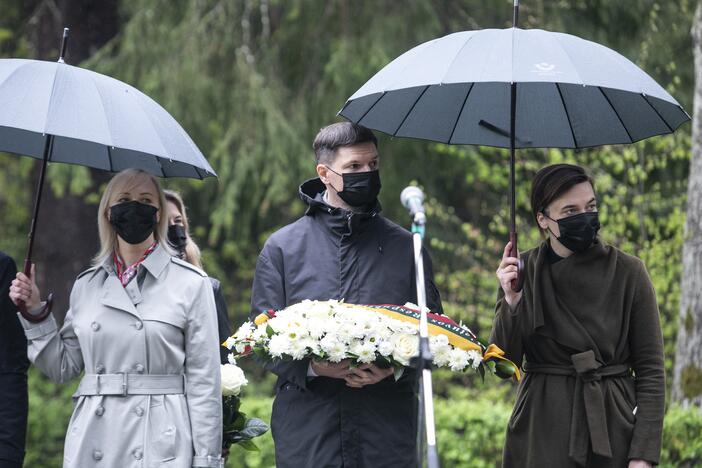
[2,0,701,466]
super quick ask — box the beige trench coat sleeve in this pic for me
[185,273,224,467]
[17,283,84,384]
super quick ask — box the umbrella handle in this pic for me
[16,259,53,323]
[509,232,525,292]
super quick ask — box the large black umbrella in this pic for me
[339,2,689,291]
[0,30,216,319]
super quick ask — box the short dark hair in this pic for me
[531,164,595,224]
[313,122,378,165]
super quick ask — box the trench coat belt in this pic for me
[75,373,186,396]
[523,350,630,467]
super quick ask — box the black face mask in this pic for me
[167,224,187,255]
[546,211,601,253]
[109,201,158,245]
[327,167,382,207]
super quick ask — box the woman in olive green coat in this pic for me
[491,164,664,468]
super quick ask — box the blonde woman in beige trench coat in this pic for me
[9,169,223,468]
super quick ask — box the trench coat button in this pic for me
[135,321,143,330]
[95,364,105,374]
[135,406,144,417]
[135,364,145,374]
[95,406,105,417]
[133,448,143,460]
[93,450,103,461]
[91,322,100,331]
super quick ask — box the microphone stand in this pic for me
[410,210,440,468]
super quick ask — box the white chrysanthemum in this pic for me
[253,326,268,342]
[431,344,453,367]
[466,350,483,369]
[268,334,292,358]
[233,322,254,341]
[448,348,471,371]
[326,341,348,363]
[234,341,248,354]
[307,319,327,339]
[227,353,236,365]
[392,333,419,366]
[221,363,248,396]
[223,336,236,351]
[351,340,377,364]
[377,339,394,357]
[429,334,450,347]
[288,338,309,360]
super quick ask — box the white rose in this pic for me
[221,363,248,396]
[392,333,419,366]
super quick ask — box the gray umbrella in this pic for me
[340,8,689,292]
[0,29,216,319]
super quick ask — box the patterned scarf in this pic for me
[113,242,158,287]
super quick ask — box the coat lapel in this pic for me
[100,273,141,317]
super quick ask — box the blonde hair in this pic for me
[93,169,174,266]
[163,189,203,269]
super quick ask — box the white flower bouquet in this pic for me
[220,362,269,452]
[225,300,519,379]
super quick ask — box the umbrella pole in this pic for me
[509,82,525,292]
[509,0,525,292]
[17,134,55,321]
[15,28,69,320]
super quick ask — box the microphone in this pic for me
[401,186,426,225]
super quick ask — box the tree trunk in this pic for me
[27,0,118,321]
[672,0,702,407]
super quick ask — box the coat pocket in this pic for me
[148,397,178,462]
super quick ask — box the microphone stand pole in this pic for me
[411,211,440,468]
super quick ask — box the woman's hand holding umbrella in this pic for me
[9,265,41,312]
[497,241,522,309]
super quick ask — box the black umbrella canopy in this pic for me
[340,26,690,292]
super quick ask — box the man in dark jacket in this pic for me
[250,122,442,468]
[0,252,29,468]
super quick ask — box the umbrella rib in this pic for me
[439,33,477,84]
[555,83,578,148]
[107,145,114,172]
[448,83,474,144]
[356,92,386,125]
[641,95,675,133]
[598,87,633,144]
[42,63,62,136]
[392,86,429,137]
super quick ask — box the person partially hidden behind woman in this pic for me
[10,168,223,468]
[492,164,664,468]
[164,189,231,364]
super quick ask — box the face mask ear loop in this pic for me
[324,165,343,195]
[541,211,558,240]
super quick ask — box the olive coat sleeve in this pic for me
[626,261,665,464]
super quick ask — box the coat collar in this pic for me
[96,244,171,317]
[299,178,382,237]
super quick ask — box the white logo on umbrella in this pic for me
[531,62,560,76]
